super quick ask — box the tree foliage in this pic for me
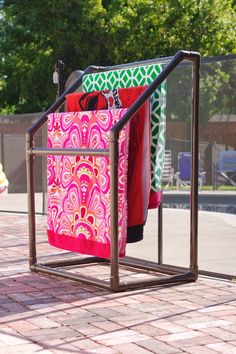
[0,0,235,113]
[0,0,108,113]
[105,0,236,62]
[166,58,236,125]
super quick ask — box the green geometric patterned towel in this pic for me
[82,63,166,192]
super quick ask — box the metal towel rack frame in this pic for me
[26,50,200,292]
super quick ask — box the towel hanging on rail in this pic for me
[66,86,151,243]
[82,64,166,208]
[47,109,130,258]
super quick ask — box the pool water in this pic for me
[163,203,236,215]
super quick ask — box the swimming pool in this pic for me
[163,191,236,215]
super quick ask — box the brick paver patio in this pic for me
[1,212,236,353]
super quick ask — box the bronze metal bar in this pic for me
[116,272,196,291]
[199,269,236,281]
[158,202,163,264]
[152,262,198,278]
[109,135,120,291]
[41,256,108,268]
[33,264,111,290]
[26,137,37,266]
[41,256,188,276]
[120,257,185,275]
[190,54,200,276]
[33,263,195,292]
[31,147,109,157]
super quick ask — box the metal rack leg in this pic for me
[110,135,120,291]
[190,55,200,276]
[26,144,37,268]
[158,202,163,264]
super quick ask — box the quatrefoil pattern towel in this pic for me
[47,109,130,258]
[82,64,166,208]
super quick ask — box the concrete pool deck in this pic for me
[128,207,236,277]
[1,212,236,353]
[1,191,236,275]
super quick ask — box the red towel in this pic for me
[66,88,151,242]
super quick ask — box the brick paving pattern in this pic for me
[1,213,236,353]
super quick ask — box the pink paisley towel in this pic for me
[47,109,130,258]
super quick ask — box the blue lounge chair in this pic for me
[176,152,205,190]
[214,150,236,189]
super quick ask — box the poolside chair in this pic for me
[214,150,236,189]
[162,150,174,188]
[176,152,205,190]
